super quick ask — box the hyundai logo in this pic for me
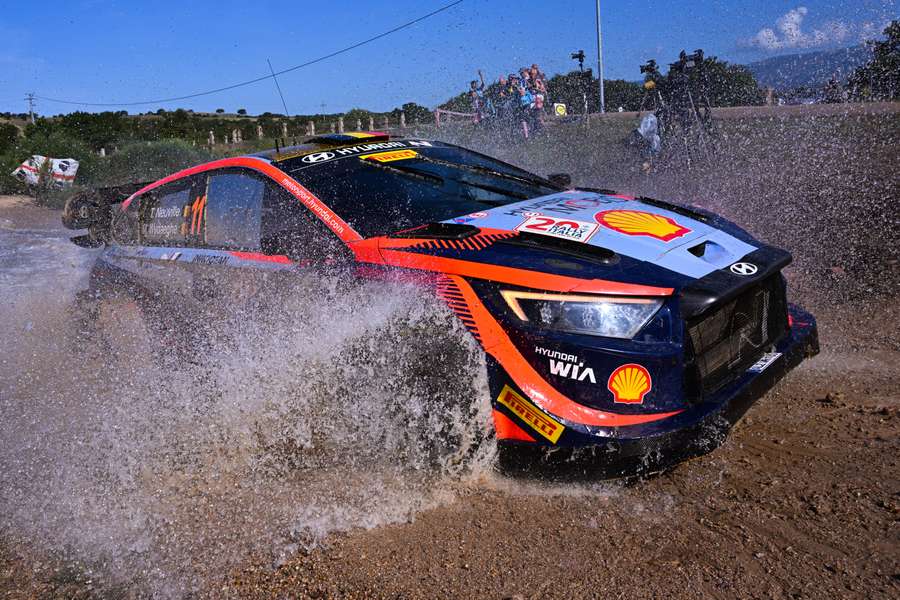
[730,262,759,276]
[301,151,335,163]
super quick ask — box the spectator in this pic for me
[468,70,486,122]
[484,75,504,121]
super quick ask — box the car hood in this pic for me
[441,191,757,280]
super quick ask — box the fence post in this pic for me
[98,147,106,157]
[382,116,389,130]
[434,110,441,128]
[257,125,263,139]
[338,117,345,133]
[399,112,406,128]
[368,116,375,130]
[281,122,288,138]
[356,118,362,131]
[208,130,215,146]
[330,122,335,133]
[307,121,314,136]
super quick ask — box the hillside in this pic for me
[745,45,872,90]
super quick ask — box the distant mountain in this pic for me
[744,45,872,90]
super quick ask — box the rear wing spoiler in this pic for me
[62,181,151,247]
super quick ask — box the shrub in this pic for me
[89,139,213,187]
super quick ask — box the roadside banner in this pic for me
[11,155,80,188]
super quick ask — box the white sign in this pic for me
[11,155,79,188]
[747,352,781,373]
[515,215,599,243]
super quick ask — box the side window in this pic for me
[204,171,264,251]
[139,180,198,247]
[262,182,352,261]
[261,182,350,262]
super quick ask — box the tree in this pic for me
[653,55,764,108]
[215,108,225,114]
[344,107,374,127]
[848,20,900,101]
[237,108,248,115]
[438,91,472,114]
[0,122,21,154]
[401,102,432,124]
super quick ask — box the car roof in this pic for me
[250,131,398,162]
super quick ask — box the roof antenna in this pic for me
[275,138,281,153]
[267,58,291,117]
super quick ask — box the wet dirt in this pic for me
[1,109,898,599]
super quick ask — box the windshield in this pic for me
[280,142,559,238]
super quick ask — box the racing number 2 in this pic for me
[524,217,580,231]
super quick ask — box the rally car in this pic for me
[64,132,818,467]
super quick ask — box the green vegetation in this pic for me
[849,20,900,101]
[0,41,894,205]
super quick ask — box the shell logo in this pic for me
[595,210,691,242]
[607,364,653,404]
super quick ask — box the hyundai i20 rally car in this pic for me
[65,132,818,466]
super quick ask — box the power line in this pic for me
[34,0,464,108]
[267,58,290,117]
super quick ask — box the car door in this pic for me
[186,167,352,316]
[187,168,267,307]
[134,176,203,299]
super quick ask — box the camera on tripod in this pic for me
[669,50,705,74]
[639,59,659,76]
[571,50,586,72]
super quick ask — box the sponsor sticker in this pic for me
[515,215,599,243]
[747,352,781,373]
[496,385,564,443]
[607,364,652,404]
[534,346,596,383]
[730,262,759,276]
[360,149,419,163]
[468,211,489,218]
[191,254,229,266]
[595,209,691,242]
[301,151,336,164]
[292,141,434,165]
[502,194,619,218]
[452,216,476,224]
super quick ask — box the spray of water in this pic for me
[0,223,495,595]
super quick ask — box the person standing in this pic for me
[468,70,486,123]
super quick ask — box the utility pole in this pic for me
[595,0,605,114]
[25,93,36,123]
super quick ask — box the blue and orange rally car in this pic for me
[65,132,818,462]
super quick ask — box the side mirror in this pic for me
[548,173,572,188]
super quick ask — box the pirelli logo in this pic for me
[360,149,418,163]
[496,385,564,444]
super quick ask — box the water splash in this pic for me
[0,237,495,595]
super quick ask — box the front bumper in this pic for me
[495,304,818,471]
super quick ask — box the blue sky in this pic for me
[0,0,895,116]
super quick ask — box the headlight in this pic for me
[500,290,663,339]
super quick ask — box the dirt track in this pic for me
[1,108,898,599]
[233,110,900,599]
[228,301,899,599]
